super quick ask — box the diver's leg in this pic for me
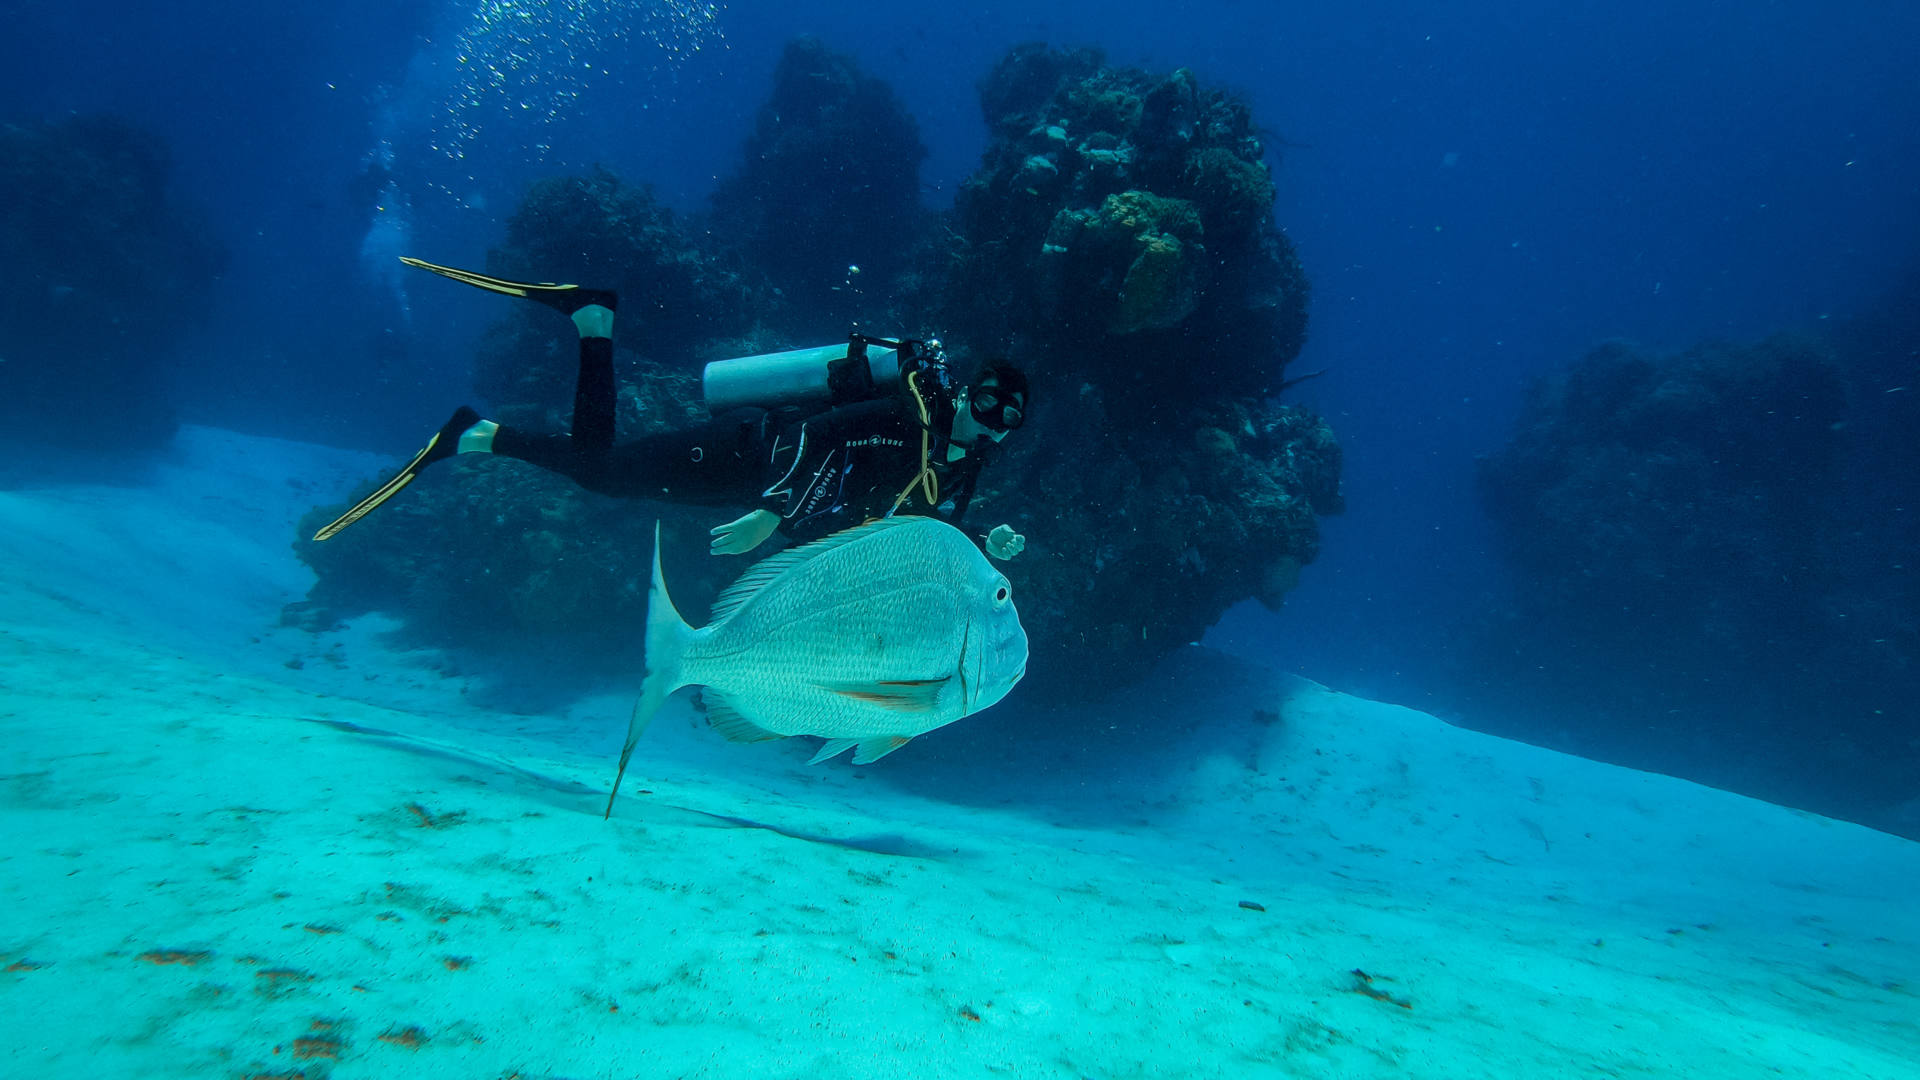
[397,255,620,446]
[572,320,616,453]
[402,256,619,451]
[312,261,623,541]
[499,295,618,465]
[493,409,768,502]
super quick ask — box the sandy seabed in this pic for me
[1,427,1914,1079]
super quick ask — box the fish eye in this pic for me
[995,585,1009,603]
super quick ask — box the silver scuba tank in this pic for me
[702,341,902,414]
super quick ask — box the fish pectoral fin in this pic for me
[852,736,914,764]
[817,676,950,712]
[703,690,783,743]
[808,738,860,765]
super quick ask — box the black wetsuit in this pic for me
[492,336,985,545]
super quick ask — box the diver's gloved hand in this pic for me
[984,524,1026,561]
[710,509,781,555]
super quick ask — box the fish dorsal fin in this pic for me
[816,676,950,712]
[702,690,783,743]
[710,517,923,625]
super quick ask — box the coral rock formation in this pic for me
[0,115,224,452]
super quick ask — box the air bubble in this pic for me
[431,0,726,164]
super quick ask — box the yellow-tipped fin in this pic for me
[311,435,439,541]
[311,405,477,541]
[398,255,580,301]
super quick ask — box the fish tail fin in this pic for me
[606,522,695,819]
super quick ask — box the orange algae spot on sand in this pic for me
[139,949,212,966]
[303,924,341,936]
[255,968,317,997]
[1348,969,1414,1010]
[291,1037,340,1060]
[958,1006,982,1022]
[245,1072,310,1080]
[406,802,468,828]
[378,1026,429,1049]
[291,1019,344,1059]
[443,956,472,971]
[6,958,49,972]
[258,968,313,982]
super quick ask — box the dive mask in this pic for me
[968,387,1025,432]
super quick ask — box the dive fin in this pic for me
[312,406,479,541]
[607,522,697,818]
[400,256,616,317]
[816,675,950,712]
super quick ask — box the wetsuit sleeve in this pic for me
[756,398,912,539]
[942,458,980,530]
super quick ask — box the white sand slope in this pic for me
[0,427,1915,1079]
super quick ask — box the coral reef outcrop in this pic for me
[1479,335,1846,656]
[708,36,928,334]
[1471,331,1920,828]
[940,45,1307,402]
[472,170,759,429]
[0,115,225,453]
[914,45,1334,689]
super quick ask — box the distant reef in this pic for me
[296,40,1342,698]
[0,115,225,453]
[709,34,929,336]
[1473,321,1920,827]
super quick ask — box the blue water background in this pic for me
[4,0,1916,775]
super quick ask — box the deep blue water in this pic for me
[4,1,1916,819]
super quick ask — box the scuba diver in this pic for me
[313,258,1031,560]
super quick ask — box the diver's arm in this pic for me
[940,465,975,526]
[945,460,1026,560]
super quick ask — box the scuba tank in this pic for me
[702,334,943,414]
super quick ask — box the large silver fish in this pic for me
[606,517,1029,815]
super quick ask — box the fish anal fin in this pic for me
[852,736,914,765]
[703,690,783,743]
[808,738,859,765]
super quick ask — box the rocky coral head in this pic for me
[767,35,881,122]
[948,44,1304,388]
[980,43,1106,132]
[0,113,223,453]
[709,35,928,331]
